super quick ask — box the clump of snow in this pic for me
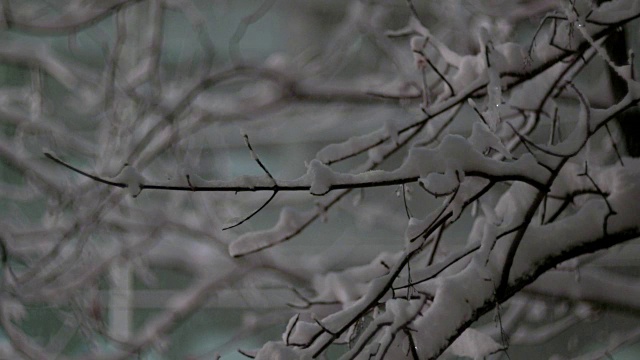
[306,159,335,195]
[398,134,548,186]
[419,167,460,196]
[410,36,427,52]
[410,261,498,357]
[113,164,145,197]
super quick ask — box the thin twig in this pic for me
[427,224,444,266]
[425,57,455,96]
[44,153,126,188]
[578,161,616,235]
[222,191,278,230]
[402,184,412,219]
[604,124,624,166]
[243,133,276,183]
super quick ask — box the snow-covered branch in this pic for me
[2,0,640,359]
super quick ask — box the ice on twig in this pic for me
[113,164,145,197]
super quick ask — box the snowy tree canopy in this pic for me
[1,0,640,359]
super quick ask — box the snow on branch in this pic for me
[4,1,640,359]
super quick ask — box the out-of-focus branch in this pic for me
[525,268,640,314]
[1,0,142,35]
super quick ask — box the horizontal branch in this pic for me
[45,153,548,197]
